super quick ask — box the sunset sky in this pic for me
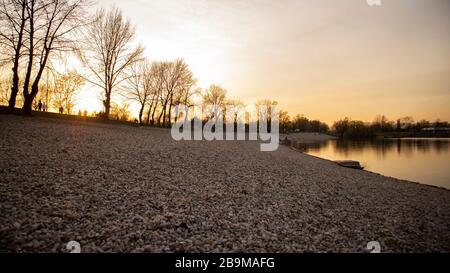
[95,0,450,124]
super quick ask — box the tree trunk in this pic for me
[22,3,34,115]
[104,95,111,121]
[22,56,34,115]
[151,102,158,126]
[22,75,42,116]
[138,104,144,125]
[9,52,22,111]
[22,94,33,116]
[162,105,167,127]
[23,43,50,115]
[158,108,163,127]
[146,105,152,126]
[146,100,155,126]
[7,3,26,112]
[158,100,168,127]
[8,76,19,111]
[167,94,173,127]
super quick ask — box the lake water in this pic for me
[292,138,450,189]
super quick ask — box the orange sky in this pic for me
[96,0,450,124]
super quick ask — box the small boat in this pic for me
[334,160,364,170]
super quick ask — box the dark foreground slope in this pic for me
[0,114,449,252]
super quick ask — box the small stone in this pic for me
[144,245,152,252]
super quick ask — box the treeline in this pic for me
[332,115,450,138]
[0,1,200,124]
[278,112,329,133]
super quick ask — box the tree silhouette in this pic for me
[124,60,153,125]
[0,0,27,111]
[52,70,84,114]
[21,0,88,115]
[78,7,144,120]
[202,84,227,121]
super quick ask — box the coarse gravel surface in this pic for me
[1,114,449,253]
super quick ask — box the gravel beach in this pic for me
[1,114,449,253]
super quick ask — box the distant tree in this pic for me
[226,99,246,125]
[172,66,197,123]
[144,62,165,126]
[333,118,350,138]
[52,70,84,114]
[124,60,152,124]
[124,59,195,126]
[433,119,448,128]
[373,115,394,132]
[78,7,144,120]
[202,84,227,121]
[333,118,374,138]
[203,84,227,107]
[279,110,290,133]
[292,114,310,132]
[348,120,372,137]
[255,99,278,131]
[0,76,10,105]
[397,116,414,131]
[110,101,131,121]
[163,59,196,127]
[415,120,431,131]
[309,120,329,133]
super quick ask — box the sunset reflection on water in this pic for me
[294,138,450,189]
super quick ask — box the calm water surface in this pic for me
[292,138,450,189]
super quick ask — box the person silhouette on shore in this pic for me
[38,100,42,111]
[59,106,64,114]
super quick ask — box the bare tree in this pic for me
[52,70,84,114]
[152,59,196,127]
[227,99,245,125]
[144,62,164,126]
[110,101,131,122]
[203,84,227,107]
[78,7,144,120]
[172,69,197,122]
[123,60,153,125]
[155,62,170,127]
[0,0,28,111]
[256,99,278,131]
[19,0,88,115]
[202,84,227,121]
[279,110,290,133]
[0,75,11,105]
[166,59,196,126]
